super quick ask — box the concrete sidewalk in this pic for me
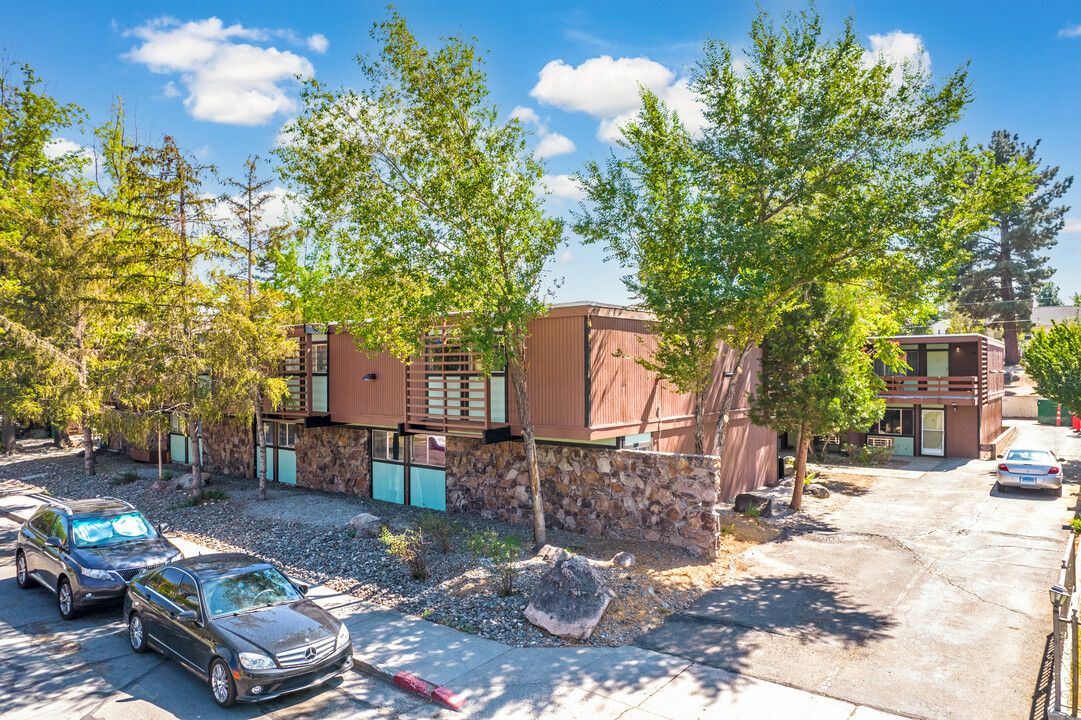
[0,482,913,720]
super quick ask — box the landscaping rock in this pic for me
[804,483,831,499]
[347,512,386,539]
[611,552,635,568]
[734,493,774,518]
[524,556,616,641]
[537,544,572,563]
[150,479,176,493]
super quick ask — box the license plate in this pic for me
[1021,477,1037,484]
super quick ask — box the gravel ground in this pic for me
[0,439,841,647]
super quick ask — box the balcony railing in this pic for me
[404,322,495,435]
[878,375,979,404]
[266,334,311,418]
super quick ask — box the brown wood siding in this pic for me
[948,342,979,377]
[327,333,405,426]
[981,398,1003,444]
[946,405,979,458]
[654,417,777,498]
[505,315,585,429]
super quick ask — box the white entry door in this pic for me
[921,409,945,456]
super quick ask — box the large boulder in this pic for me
[734,493,773,518]
[804,483,831,499]
[536,544,572,564]
[524,555,616,641]
[347,513,386,539]
[611,552,635,568]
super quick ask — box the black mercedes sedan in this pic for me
[124,553,352,707]
[15,497,182,619]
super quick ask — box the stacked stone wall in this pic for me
[201,420,254,478]
[446,438,725,557]
[295,426,371,496]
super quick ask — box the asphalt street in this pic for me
[637,421,1077,720]
[0,519,416,720]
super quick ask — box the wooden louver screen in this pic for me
[272,334,310,417]
[404,322,490,434]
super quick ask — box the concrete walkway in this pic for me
[0,481,910,720]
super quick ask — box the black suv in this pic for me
[15,497,182,619]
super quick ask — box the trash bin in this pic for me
[1038,398,1061,426]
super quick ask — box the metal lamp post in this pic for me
[1051,584,1072,715]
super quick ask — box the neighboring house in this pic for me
[194,302,778,557]
[846,334,1005,459]
[1030,305,1081,329]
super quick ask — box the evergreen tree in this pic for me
[1037,282,1062,306]
[953,131,1072,363]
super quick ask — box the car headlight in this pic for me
[81,567,114,581]
[336,623,350,649]
[239,652,275,670]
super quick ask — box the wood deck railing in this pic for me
[403,322,492,435]
[878,375,979,404]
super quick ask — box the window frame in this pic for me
[870,407,914,436]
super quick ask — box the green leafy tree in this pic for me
[217,156,294,500]
[1023,321,1081,416]
[953,131,1072,363]
[1037,282,1063,307]
[750,285,898,510]
[1072,292,1081,307]
[576,6,1032,466]
[277,12,563,543]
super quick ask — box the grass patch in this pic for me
[743,507,761,519]
[167,489,228,510]
[109,470,139,486]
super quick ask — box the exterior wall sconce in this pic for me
[952,402,957,412]
[363,373,377,381]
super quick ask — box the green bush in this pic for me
[743,507,761,519]
[202,489,228,500]
[161,470,175,481]
[468,529,521,596]
[380,526,430,581]
[1071,517,1081,534]
[842,443,894,467]
[109,470,140,486]
[418,514,462,554]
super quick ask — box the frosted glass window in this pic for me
[409,468,446,511]
[277,449,297,484]
[490,375,506,423]
[313,376,328,413]
[373,462,405,504]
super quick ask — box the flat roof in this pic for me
[873,333,1005,348]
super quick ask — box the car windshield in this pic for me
[71,512,158,547]
[203,567,302,618]
[1005,450,1055,464]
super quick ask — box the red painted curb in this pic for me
[432,686,467,710]
[393,671,431,697]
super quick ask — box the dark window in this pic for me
[277,423,295,449]
[312,343,328,374]
[142,569,166,593]
[175,577,200,613]
[156,568,183,603]
[871,408,914,436]
[47,514,69,544]
[30,510,53,535]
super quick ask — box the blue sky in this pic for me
[3,1,1081,306]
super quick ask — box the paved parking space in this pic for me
[637,421,1077,720]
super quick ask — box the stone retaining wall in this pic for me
[201,420,253,478]
[295,426,371,496]
[446,438,726,557]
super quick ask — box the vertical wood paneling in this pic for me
[981,399,1003,444]
[507,315,586,428]
[948,342,978,376]
[327,332,405,424]
[946,405,979,457]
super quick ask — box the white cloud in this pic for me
[1060,24,1081,38]
[162,81,181,98]
[864,30,930,74]
[540,174,586,202]
[307,33,328,53]
[509,105,576,158]
[558,250,575,263]
[1063,217,1081,234]
[530,55,706,143]
[124,17,316,126]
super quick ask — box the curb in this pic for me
[351,657,466,711]
[0,508,25,525]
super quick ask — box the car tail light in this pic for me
[998,464,1008,471]
[1050,467,1060,475]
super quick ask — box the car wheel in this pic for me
[15,551,31,590]
[996,482,1008,494]
[209,658,237,708]
[1055,486,1064,498]
[57,578,81,620]
[128,612,148,653]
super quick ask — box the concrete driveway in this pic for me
[637,421,1078,720]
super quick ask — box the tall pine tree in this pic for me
[953,131,1072,364]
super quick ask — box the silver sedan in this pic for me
[997,448,1063,496]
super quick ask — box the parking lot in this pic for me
[638,421,1077,720]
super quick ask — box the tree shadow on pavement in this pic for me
[1029,632,1054,720]
[634,573,895,676]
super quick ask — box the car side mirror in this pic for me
[176,609,198,623]
[996,454,1003,459]
[293,582,309,596]
[157,522,170,535]
[45,537,65,551]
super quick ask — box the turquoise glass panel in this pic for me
[373,462,405,504]
[313,376,328,413]
[277,449,297,485]
[409,467,446,511]
[169,434,187,464]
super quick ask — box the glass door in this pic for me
[921,409,945,457]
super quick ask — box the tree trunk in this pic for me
[82,422,95,476]
[256,404,268,501]
[1,416,17,455]
[693,390,705,455]
[507,331,545,546]
[790,422,810,511]
[712,343,754,462]
[187,415,203,500]
[157,430,163,478]
[52,423,70,448]
[999,218,1021,365]
[1003,318,1020,366]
